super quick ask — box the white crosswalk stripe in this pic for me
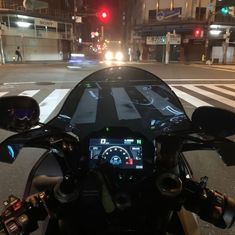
[171,87,212,107]
[170,84,235,109]
[202,85,235,97]
[0,92,8,97]
[39,89,70,123]
[18,90,40,97]
[182,85,235,108]
[0,83,234,123]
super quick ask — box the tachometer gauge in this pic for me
[89,137,144,169]
[102,146,131,167]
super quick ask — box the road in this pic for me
[0,62,235,235]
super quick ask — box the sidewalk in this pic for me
[191,63,235,71]
[0,60,68,66]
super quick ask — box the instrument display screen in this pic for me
[89,138,143,169]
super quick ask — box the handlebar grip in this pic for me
[0,193,48,235]
[183,179,235,229]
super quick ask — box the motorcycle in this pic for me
[0,66,234,235]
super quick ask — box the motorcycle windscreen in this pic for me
[49,67,191,141]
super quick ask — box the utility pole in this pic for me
[222,28,230,64]
[73,0,77,52]
[0,26,5,64]
[165,32,170,64]
[204,0,215,62]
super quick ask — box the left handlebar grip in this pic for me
[0,193,48,235]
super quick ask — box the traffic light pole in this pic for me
[205,2,234,64]
[204,9,213,63]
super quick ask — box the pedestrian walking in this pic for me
[136,48,141,61]
[15,46,23,62]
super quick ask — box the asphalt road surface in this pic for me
[0,62,235,235]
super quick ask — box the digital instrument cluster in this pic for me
[89,138,143,169]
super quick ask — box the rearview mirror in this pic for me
[192,106,235,137]
[0,96,40,132]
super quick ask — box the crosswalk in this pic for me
[0,83,234,123]
[172,84,235,110]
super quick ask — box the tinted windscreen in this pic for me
[49,67,191,140]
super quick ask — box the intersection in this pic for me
[0,62,235,235]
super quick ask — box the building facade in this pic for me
[0,0,74,62]
[124,0,235,63]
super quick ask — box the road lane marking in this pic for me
[0,83,234,122]
[202,85,235,97]
[183,85,235,108]
[190,64,235,73]
[165,79,235,82]
[39,89,70,123]
[171,87,212,107]
[2,81,79,85]
[230,85,235,89]
[172,83,235,86]
[18,90,40,97]
[0,92,8,97]
[1,80,235,86]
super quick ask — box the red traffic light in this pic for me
[194,28,203,38]
[195,29,200,36]
[97,8,110,23]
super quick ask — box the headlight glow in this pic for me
[115,51,124,61]
[105,51,113,60]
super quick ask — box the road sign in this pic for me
[146,34,181,45]
[229,6,235,16]
[207,3,214,11]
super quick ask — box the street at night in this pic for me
[1,0,235,234]
[0,62,235,234]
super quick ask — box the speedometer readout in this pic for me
[89,138,143,169]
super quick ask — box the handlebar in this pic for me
[0,193,48,235]
[0,179,235,235]
[183,178,235,229]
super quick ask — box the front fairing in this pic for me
[48,66,191,141]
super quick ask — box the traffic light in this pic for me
[220,6,229,15]
[97,8,110,23]
[194,28,204,38]
[216,0,235,16]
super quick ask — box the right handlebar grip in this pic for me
[183,179,235,229]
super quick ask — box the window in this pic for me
[149,10,157,22]
[58,23,65,32]
[1,16,9,27]
[196,7,206,20]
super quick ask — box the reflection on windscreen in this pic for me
[54,67,192,140]
[67,83,186,132]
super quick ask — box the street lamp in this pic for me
[16,22,31,28]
